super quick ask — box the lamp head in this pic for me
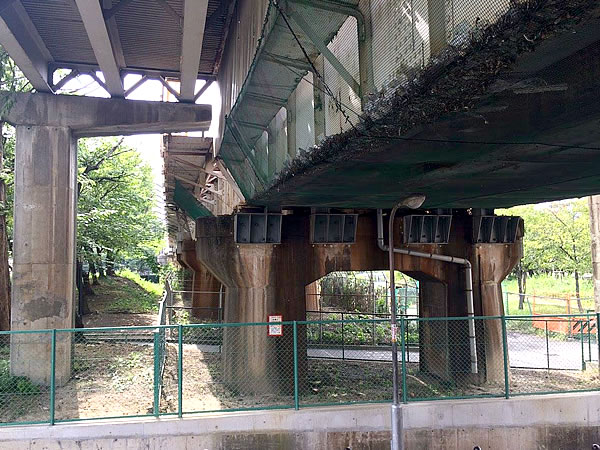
[399,194,426,210]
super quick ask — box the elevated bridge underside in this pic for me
[253,7,600,210]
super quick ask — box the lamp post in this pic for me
[389,195,426,450]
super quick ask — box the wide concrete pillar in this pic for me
[11,125,77,385]
[196,216,311,394]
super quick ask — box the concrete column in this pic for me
[196,216,310,394]
[305,281,320,312]
[11,125,77,385]
[177,239,222,321]
[472,244,522,382]
[427,0,447,57]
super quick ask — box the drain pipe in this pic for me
[377,209,478,374]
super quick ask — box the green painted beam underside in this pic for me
[173,180,213,220]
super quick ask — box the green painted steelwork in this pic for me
[501,316,509,399]
[50,329,56,425]
[293,321,299,410]
[173,180,213,220]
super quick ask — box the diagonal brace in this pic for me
[287,5,361,98]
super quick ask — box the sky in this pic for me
[59,72,221,220]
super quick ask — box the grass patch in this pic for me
[91,272,161,314]
[503,274,594,299]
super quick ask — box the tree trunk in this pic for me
[89,261,99,285]
[575,269,583,312]
[516,263,526,310]
[0,123,10,330]
[106,251,116,276]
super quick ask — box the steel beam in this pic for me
[287,5,361,98]
[0,1,53,92]
[74,0,124,97]
[180,0,208,102]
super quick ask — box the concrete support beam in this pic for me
[11,125,77,385]
[2,92,211,137]
[74,0,124,97]
[179,0,209,102]
[0,1,53,93]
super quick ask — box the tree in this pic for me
[75,137,164,321]
[502,198,592,311]
[545,199,591,310]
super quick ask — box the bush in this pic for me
[0,360,41,394]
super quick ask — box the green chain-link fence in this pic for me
[0,313,599,426]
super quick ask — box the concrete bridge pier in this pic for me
[10,125,77,385]
[3,91,211,386]
[177,239,222,321]
[401,214,522,383]
[195,216,312,395]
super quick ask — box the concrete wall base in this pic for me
[1,393,600,449]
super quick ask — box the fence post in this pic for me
[597,313,600,374]
[178,324,183,418]
[545,320,550,373]
[588,317,592,362]
[581,323,586,371]
[153,332,160,417]
[50,329,56,425]
[501,317,509,399]
[400,315,407,403]
[341,315,345,360]
[293,321,299,410]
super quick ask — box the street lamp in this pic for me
[389,194,426,450]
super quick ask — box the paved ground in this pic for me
[307,332,598,370]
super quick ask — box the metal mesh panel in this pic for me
[55,328,155,421]
[0,332,51,425]
[506,315,600,396]
[300,319,393,406]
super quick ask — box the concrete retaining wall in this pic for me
[1,393,599,449]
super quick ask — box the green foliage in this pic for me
[500,198,592,296]
[77,137,165,271]
[0,360,40,394]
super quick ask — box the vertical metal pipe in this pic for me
[400,315,407,404]
[501,317,510,399]
[293,321,299,410]
[389,204,403,450]
[178,324,183,418]
[50,330,56,425]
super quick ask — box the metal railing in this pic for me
[0,313,598,426]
